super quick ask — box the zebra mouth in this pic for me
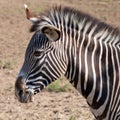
[16,89,34,103]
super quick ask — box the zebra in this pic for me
[15,4,120,120]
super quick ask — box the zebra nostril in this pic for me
[18,89,24,97]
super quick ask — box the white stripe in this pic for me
[71,22,77,81]
[84,24,97,90]
[97,32,112,102]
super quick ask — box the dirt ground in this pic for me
[0,0,120,120]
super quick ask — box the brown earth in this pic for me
[0,0,120,120]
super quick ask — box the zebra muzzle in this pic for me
[15,76,34,103]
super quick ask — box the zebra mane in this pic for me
[31,6,120,46]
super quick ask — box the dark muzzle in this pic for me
[15,76,34,103]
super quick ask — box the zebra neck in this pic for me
[64,30,120,118]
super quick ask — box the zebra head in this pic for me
[15,5,67,103]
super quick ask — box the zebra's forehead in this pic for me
[27,31,48,50]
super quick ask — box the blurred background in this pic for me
[0,0,120,119]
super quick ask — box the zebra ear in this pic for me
[41,26,61,41]
[24,4,39,24]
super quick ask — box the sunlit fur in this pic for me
[17,6,120,119]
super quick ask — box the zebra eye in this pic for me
[34,51,43,57]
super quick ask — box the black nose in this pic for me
[15,76,25,96]
[15,76,34,103]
